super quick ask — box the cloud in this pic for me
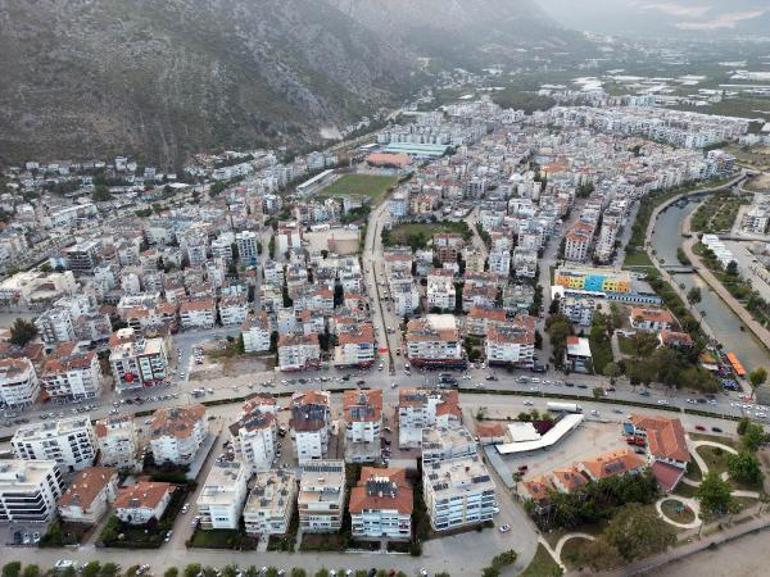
[676,9,766,29]
[635,2,711,18]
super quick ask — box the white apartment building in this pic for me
[149,404,208,466]
[594,220,619,264]
[40,346,102,401]
[291,391,331,465]
[485,315,536,367]
[114,481,174,525]
[343,389,382,463]
[230,399,278,473]
[423,455,497,532]
[12,417,97,472]
[334,323,376,368]
[426,270,456,311]
[34,307,76,345]
[235,231,259,264]
[94,415,140,470]
[278,334,321,372]
[298,460,346,533]
[405,315,464,368]
[108,328,168,392]
[564,222,593,263]
[241,312,272,353]
[179,298,216,329]
[57,466,118,525]
[0,460,64,524]
[487,249,511,277]
[421,425,477,467]
[350,467,412,541]
[219,295,249,327]
[397,388,462,449]
[391,281,420,317]
[0,358,40,409]
[243,470,298,536]
[196,461,249,530]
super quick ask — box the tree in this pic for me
[726,260,738,275]
[21,567,38,577]
[592,386,605,400]
[687,286,702,305]
[9,318,37,347]
[184,565,202,577]
[164,570,178,577]
[696,472,733,515]
[728,451,764,486]
[602,362,621,385]
[603,503,675,561]
[83,562,101,577]
[2,564,21,577]
[99,563,119,577]
[741,422,767,452]
[569,538,623,571]
[749,367,767,399]
[92,184,111,202]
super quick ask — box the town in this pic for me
[0,93,768,577]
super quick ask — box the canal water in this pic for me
[650,197,770,400]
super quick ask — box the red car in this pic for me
[695,425,706,432]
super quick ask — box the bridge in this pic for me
[661,265,696,273]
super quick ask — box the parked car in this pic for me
[499,524,511,533]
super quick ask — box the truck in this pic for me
[547,402,583,414]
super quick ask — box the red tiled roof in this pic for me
[630,415,690,463]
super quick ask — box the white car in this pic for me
[657,399,668,405]
[499,524,511,533]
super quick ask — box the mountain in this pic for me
[0,0,567,167]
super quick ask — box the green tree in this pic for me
[687,286,702,305]
[696,472,733,514]
[315,570,330,577]
[728,451,764,486]
[21,567,38,577]
[92,185,111,202]
[99,563,119,577]
[741,422,767,452]
[164,570,179,577]
[9,318,37,347]
[2,563,21,577]
[603,503,675,561]
[222,566,238,577]
[602,362,621,384]
[290,571,307,577]
[749,367,768,400]
[82,562,101,577]
[726,260,738,275]
[184,564,202,577]
[570,538,623,571]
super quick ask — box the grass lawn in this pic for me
[617,335,636,356]
[661,499,696,525]
[623,251,655,268]
[519,544,563,577]
[689,433,737,449]
[318,174,398,205]
[560,536,593,570]
[187,528,257,550]
[684,458,703,483]
[382,220,472,250]
[673,481,699,499]
[697,446,732,477]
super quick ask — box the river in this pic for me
[650,196,770,400]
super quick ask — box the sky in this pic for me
[535,0,769,35]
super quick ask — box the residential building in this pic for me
[421,424,477,467]
[485,315,536,367]
[196,461,249,530]
[148,404,208,466]
[291,391,331,465]
[0,460,64,523]
[40,344,102,401]
[405,315,464,368]
[12,417,97,472]
[298,460,346,533]
[218,294,249,327]
[0,358,40,409]
[628,415,691,492]
[423,455,497,532]
[349,467,412,541]
[94,415,141,471]
[63,241,100,275]
[114,481,175,525]
[179,297,216,329]
[334,322,376,368]
[629,308,674,332]
[278,334,321,372]
[241,312,272,353]
[565,336,593,373]
[342,389,383,463]
[235,231,260,265]
[426,270,456,311]
[398,388,462,449]
[58,466,118,525]
[108,328,168,392]
[578,449,646,482]
[230,397,278,473]
[243,469,298,536]
[563,222,593,263]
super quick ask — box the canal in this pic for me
[650,196,770,400]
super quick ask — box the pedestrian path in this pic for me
[655,496,702,530]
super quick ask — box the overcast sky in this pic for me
[535,0,769,34]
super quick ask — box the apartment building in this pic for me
[398,388,462,449]
[196,461,249,530]
[421,425,477,467]
[108,328,168,392]
[298,460,346,533]
[114,481,175,525]
[0,460,64,523]
[391,279,420,317]
[149,404,208,466]
[629,307,674,332]
[179,297,216,329]
[235,231,259,265]
[291,391,331,465]
[487,249,511,277]
[278,334,321,372]
[423,454,497,532]
[230,397,278,473]
[349,467,412,541]
[564,221,594,263]
[342,389,383,463]
[218,294,249,327]
[405,315,464,369]
[243,470,298,536]
[241,312,273,353]
[58,466,118,525]
[12,417,96,472]
[433,233,465,264]
[485,315,536,367]
[40,343,102,401]
[0,357,40,409]
[426,270,456,311]
[94,415,140,471]
[333,322,376,368]
[63,241,100,275]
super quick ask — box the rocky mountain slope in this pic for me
[0,0,570,167]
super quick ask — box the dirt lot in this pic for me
[744,172,770,192]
